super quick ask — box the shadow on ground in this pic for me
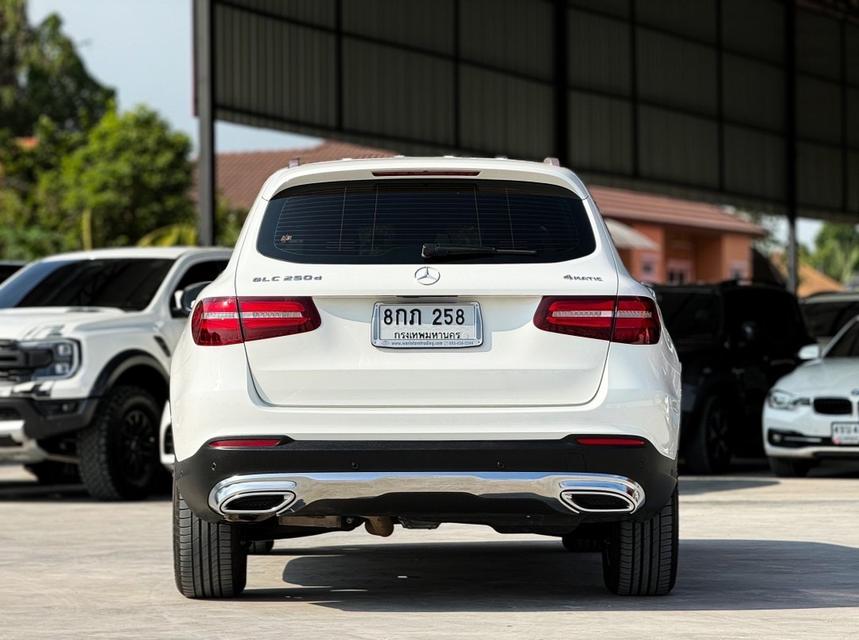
[239,538,859,612]
[679,477,779,495]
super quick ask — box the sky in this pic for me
[28,0,319,153]
[28,0,823,247]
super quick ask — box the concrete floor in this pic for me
[1,464,858,640]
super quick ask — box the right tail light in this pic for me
[534,296,660,345]
[191,297,321,346]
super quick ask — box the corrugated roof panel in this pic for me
[343,0,454,54]
[459,0,553,81]
[797,143,843,210]
[722,54,784,131]
[567,91,633,175]
[567,8,631,96]
[639,106,719,188]
[459,66,553,158]
[636,30,718,116]
[637,0,717,43]
[724,126,785,200]
[342,39,455,146]
[230,0,336,27]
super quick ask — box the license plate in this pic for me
[371,302,483,348]
[832,423,859,445]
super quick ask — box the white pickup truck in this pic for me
[0,247,230,499]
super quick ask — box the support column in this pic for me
[195,0,216,247]
[784,0,798,292]
[553,0,569,166]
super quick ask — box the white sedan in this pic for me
[764,316,859,476]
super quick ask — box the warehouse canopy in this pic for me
[195,0,858,221]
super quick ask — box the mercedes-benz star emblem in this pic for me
[414,266,441,286]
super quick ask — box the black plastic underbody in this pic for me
[176,437,678,529]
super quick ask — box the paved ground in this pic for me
[1,463,858,640]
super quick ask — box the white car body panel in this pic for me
[0,247,231,465]
[170,157,682,461]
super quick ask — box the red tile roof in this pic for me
[212,140,764,238]
[589,186,765,237]
[213,141,393,210]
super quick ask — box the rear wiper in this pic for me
[421,243,537,260]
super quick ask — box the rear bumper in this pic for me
[176,437,677,523]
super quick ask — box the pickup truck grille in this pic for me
[0,341,52,383]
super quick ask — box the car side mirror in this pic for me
[172,281,211,318]
[798,343,821,361]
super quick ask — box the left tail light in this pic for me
[191,297,321,346]
[534,296,661,345]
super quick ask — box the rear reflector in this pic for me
[208,438,282,449]
[534,296,660,344]
[192,297,321,346]
[575,436,647,447]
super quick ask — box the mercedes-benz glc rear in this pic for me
[170,157,681,599]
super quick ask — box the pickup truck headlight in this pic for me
[19,339,81,380]
[767,389,810,411]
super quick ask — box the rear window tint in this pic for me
[257,179,595,264]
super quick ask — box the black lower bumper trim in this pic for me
[0,396,99,440]
[176,437,677,524]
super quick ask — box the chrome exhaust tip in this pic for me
[220,491,295,515]
[558,477,644,513]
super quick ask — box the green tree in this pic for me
[807,222,859,284]
[138,197,247,248]
[0,0,114,136]
[35,105,195,249]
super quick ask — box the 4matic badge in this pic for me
[564,274,603,282]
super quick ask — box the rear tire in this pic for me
[173,482,247,599]
[768,457,812,478]
[684,396,732,474]
[78,385,162,500]
[602,487,678,596]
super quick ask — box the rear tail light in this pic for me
[534,296,660,344]
[191,297,321,346]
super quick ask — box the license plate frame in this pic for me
[371,302,483,349]
[832,422,859,446]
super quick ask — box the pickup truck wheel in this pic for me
[173,483,247,599]
[601,487,678,596]
[24,461,79,485]
[768,457,812,478]
[78,385,161,500]
[684,396,732,475]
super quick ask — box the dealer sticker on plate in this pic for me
[832,422,859,445]
[371,302,483,348]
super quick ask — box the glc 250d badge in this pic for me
[415,266,441,285]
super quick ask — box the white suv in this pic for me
[170,157,681,598]
[0,247,230,498]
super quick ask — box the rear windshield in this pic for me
[257,179,595,264]
[0,259,174,311]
